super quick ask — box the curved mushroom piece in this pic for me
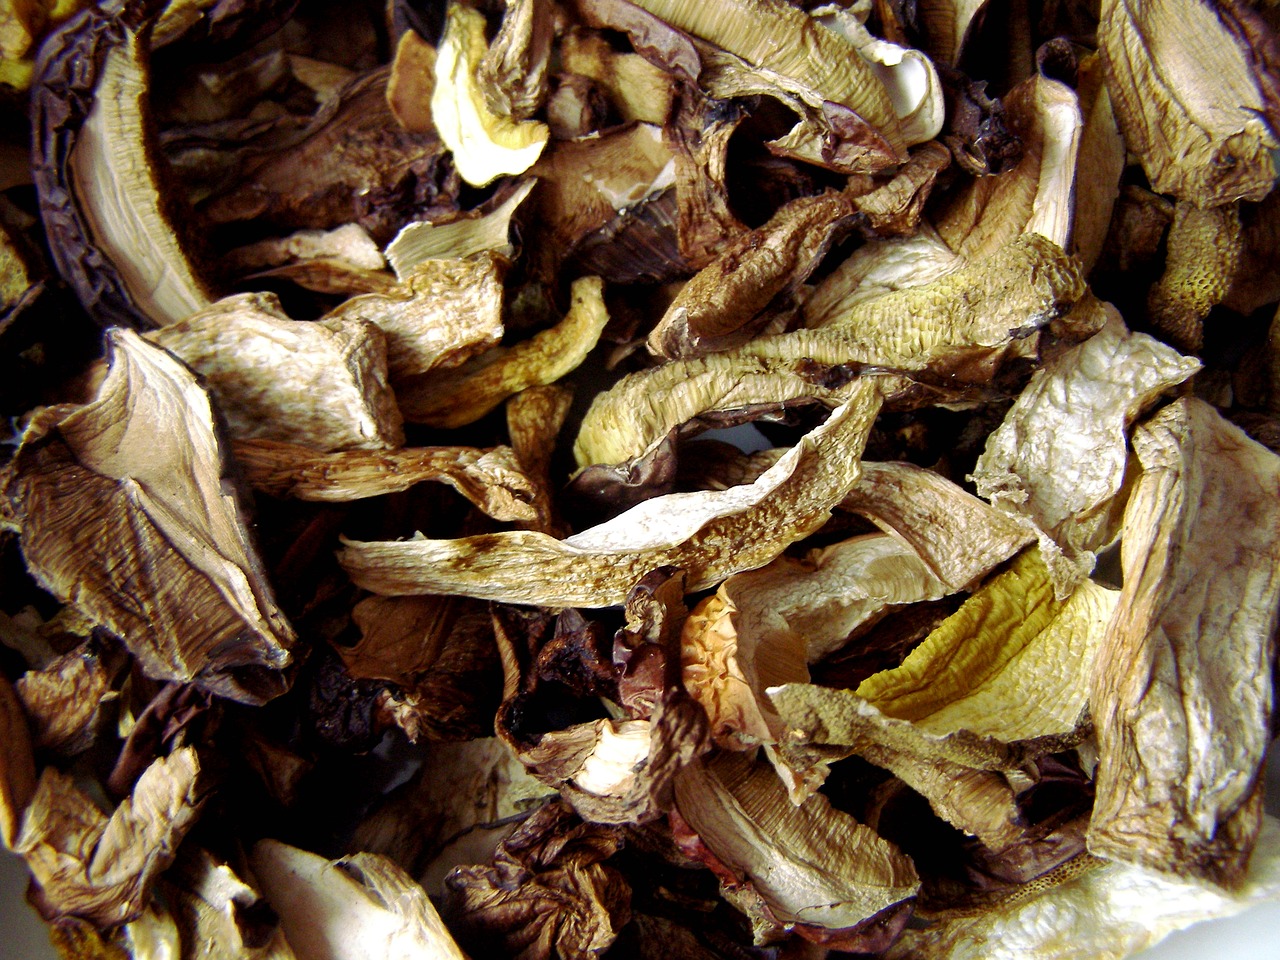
[31,0,213,329]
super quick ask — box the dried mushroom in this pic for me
[4,1,1280,957]
[1088,399,1280,887]
[146,293,405,451]
[3,329,295,704]
[15,747,207,927]
[1099,0,1280,208]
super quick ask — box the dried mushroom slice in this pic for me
[886,816,1280,960]
[506,385,574,535]
[396,275,609,428]
[4,329,295,704]
[559,27,675,125]
[432,1,550,186]
[147,293,404,452]
[627,0,907,171]
[934,74,1082,261]
[770,551,1118,835]
[384,180,534,277]
[322,252,506,381]
[673,752,919,947]
[16,642,116,755]
[841,460,1034,593]
[251,841,470,960]
[141,847,296,960]
[32,0,213,329]
[442,802,629,960]
[803,226,963,316]
[387,25,437,134]
[1070,52,1126,274]
[14,747,207,927]
[804,233,1092,381]
[1088,398,1280,888]
[971,304,1200,596]
[647,190,857,359]
[233,439,536,521]
[351,736,555,885]
[340,382,883,607]
[0,673,36,849]
[480,0,555,122]
[200,67,454,242]
[573,345,890,469]
[1099,0,1280,208]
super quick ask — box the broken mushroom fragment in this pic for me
[384,180,534,277]
[146,293,404,451]
[321,252,507,381]
[432,1,550,186]
[14,747,207,927]
[1099,0,1280,208]
[673,752,919,947]
[233,439,537,521]
[971,303,1201,596]
[3,329,295,704]
[396,275,609,428]
[251,840,470,960]
[1088,398,1280,888]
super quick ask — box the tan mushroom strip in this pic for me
[14,748,207,927]
[933,73,1082,261]
[322,251,507,382]
[646,190,858,359]
[673,753,919,946]
[770,550,1118,842]
[971,303,1201,597]
[506,385,574,535]
[576,234,1090,469]
[232,439,537,522]
[2,329,295,704]
[1088,398,1280,889]
[146,293,404,452]
[339,380,883,607]
[384,180,535,276]
[0,674,36,849]
[396,275,609,428]
[1099,0,1280,208]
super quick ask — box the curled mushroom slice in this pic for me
[934,74,1082,261]
[432,1,550,186]
[840,461,1034,593]
[384,179,534,277]
[2,329,295,704]
[396,275,610,428]
[252,841,471,960]
[1088,398,1280,889]
[1099,0,1280,208]
[233,439,537,521]
[14,747,207,927]
[340,381,883,607]
[673,752,919,947]
[32,0,213,329]
[971,304,1200,596]
[886,816,1280,960]
[479,0,556,122]
[627,0,907,171]
[647,190,857,359]
[146,293,404,452]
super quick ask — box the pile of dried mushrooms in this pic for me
[1,0,1280,958]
